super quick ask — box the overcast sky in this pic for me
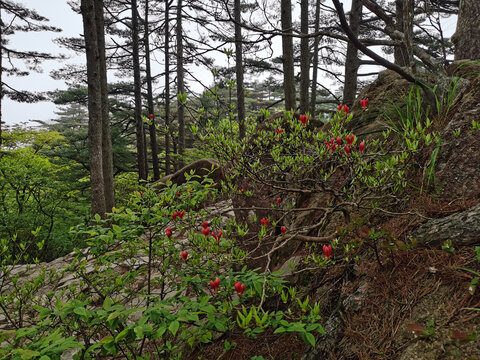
[2,0,458,128]
[3,0,84,127]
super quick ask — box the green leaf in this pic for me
[305,332,316,347]
[115,328,129,343]
[134,325,144,339]
[169,320,180,336]
[73,307,88,317]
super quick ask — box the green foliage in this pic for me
[1,176,324,358]
[0,129,88,262]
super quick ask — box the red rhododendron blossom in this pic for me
[336,137,342,145]
[140,191,143,197]
[234,281,246,296]
[210,278,221,292]
[323,244,332,259]
[359,142,365,153]
[177,191,181,197]
[344,145,351,155]
[343,105,350,114]
[149,114,154,120]
[281,226,287,235]
[261,217,269,227]
[178,210,185,219]
[299,114,308,125]
[275,128,284,135]
[211,230,223,244]
[202,227,210,236]
[346,134,355,145]
[172,211,179,221]
[277,197,282,205]
[201,221,209,228]
[166,227,173,238]
[180,251,188,261]
[360,98,369,109]
[338,104,343,111]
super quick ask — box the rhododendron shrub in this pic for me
[1,175,325,358]
[198,106,426,269]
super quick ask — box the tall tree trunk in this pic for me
[95,0,115,211]
[131,0,147,180]
[343,0,362,107]
[281,0,296,112]
[144,1,160,180]
[394,0,414,68]
[164,0,171,174]
[0,5,3,147]
[81,0,106,217]
[176,0,185,168]
[452,0,480,60]
[234,0,246,139]
[299,0,309,114]
[309,0,321,117]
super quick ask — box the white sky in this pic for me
[2,0,83,126]
[2,0,459,127]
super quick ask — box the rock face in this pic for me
[434,61,480,202]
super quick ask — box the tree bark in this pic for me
[144,1,160,181]
[281,0,296,112]
[343,0,362,107]
[452,0,480,60]
[0,5,3,147]
[164,0,171,175]
[299,0,309,114]
[413,202,480,248]
[394,0,414,68]
[176,0,185,168]
[95,0,115,211]
[131,0,147,180]
[81,0,106,217]
[309,0,321,117]
[234,0,246,139]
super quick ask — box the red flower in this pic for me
[344,145,351,155]
[166,227,173,238]
[323,244,332,259]
[346,134,355,145]
[149,113,154,120]
[180,251,188,261]
[261,217,269,227]
[202,227,210,236]
[241,188,245,194]
[359,142,365,153]
[177,191,181,197]
[140,191,143,197]
[210,278,220,292]
[275,128,284,135]
[338,104,350,114]
[299,114,308,125]
[178,210,185,219]
[211,230,223,244]
[277,197,282,205]
[336,137,342,145]
[281,226,287,235]
[360,98,369,110]
[172,211,179,221]
[201,221,209,228]
[234,281,246,296]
